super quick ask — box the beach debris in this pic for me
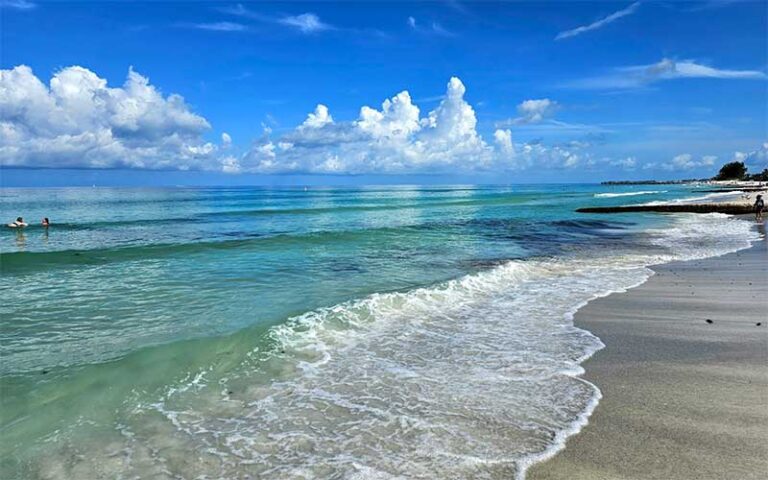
[705,319,713,324]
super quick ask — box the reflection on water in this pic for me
[14,229,26,249]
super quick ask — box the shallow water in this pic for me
[0,184,758,479]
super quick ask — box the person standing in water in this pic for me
[754,194,764,221]
[42,217,50,227]
[7,217,28,228]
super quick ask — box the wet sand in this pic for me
[529,222,767,479]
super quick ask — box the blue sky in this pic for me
[1,0,766,186]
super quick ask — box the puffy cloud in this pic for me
[664,153,719,170]
[358,91,420,139]
[301,104,334,129]
[555,2,641,40]
[0,65,226,169]
[234,77,516,174]
[610,156,637,169]
[671,153,695,169]
[494,129,514,155]
[511,141,590,170]
[220,155,241,173]
[508,98,559,125]
[732,142,768,168]
[566,58,767,90]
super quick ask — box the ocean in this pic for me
[0,184,758,479]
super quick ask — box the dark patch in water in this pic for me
[328,262,366,273]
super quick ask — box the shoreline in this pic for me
[529,220,767,479]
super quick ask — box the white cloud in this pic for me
[0,0,36,10]
[358,91,421,138]
[234,77,517,174]
[494,129,514,155]
[671,153,695,169]
[278,13,332,33]
[219,5,334,34]
[566,58,767,89]
[0,65,227,169]
[188,22,248,32]
[555,2,641,40]
[220,155,240,173]
[406,16,454,37]
[664,153,720,170]
[610,156,637,169]
[301,104,334,129]
[502,98,559,125]
[624,58,766,80]
[732,143,768,168]
[495,140,590,171]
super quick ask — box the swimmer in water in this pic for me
[8,217,28,228]
[42,217,50,227]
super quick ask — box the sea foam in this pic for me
[594,190,666,198]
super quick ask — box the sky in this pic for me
[1,0,767,186]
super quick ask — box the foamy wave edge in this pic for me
[517,213,761,479]
[594,190,666,198]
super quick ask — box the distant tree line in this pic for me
[714,161,767,181]
[602,161,767,185]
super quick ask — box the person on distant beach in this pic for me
[42,217,50,227]
[754,194,764,221]
[7,217,28,228]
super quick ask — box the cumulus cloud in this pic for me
[232,77,517,174]
[1,66,674,176]
[661,153,719,170]
[0,65,227,169]
[555,2,640,40]
[498,98,559,126]
[221,132,232,148]
[566,58,767,89]
[301,104,334,128]
[610,156,637,169]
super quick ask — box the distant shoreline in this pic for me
[601,180,703,185]
[602,179,766,186]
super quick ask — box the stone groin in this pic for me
[576,203,755,214]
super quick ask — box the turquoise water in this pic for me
[0,184,757,479]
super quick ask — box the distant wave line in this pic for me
[593,190,666,198]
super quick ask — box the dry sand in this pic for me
[529,221,767,480]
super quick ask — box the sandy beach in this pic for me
[530,220,767,479]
